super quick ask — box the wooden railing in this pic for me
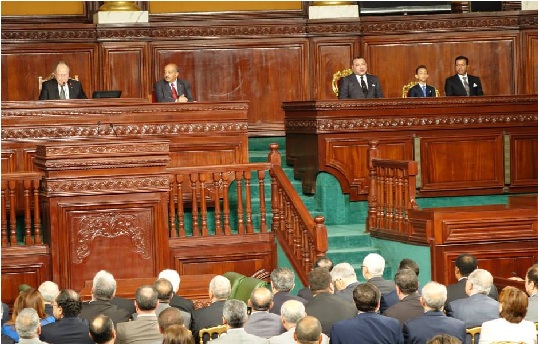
[1,172,43,247]
[367,140,418,234]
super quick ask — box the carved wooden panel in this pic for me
[168,140,247,167]
[363,32,518,98]
[510,133,538,189]
[523,30,538,95]
[1,150,16,173]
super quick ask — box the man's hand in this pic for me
[177,94,188,103]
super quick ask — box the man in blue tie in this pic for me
[407,65,437,98]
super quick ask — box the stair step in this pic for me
[327,224,370,249]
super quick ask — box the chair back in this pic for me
[402,81,440,97]
[466,326,481,344]
[199,324,227,344]
[223,272,247,299]
[232,277,268,303]
[39,74,79,92]
[332,68,353,97]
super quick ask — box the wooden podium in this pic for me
[35,139,171,291]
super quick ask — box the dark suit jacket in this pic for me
[79,299,131,325]
[269,291,307,315]
[170,294,195,313]
[305,292,357,336]
[368,277,396,296]
[338,73,384,99]
[39,78,87,100]
[40,316,94,344]
[192,300,226,343]
[383,293,424,327]
[381,286,423,314]
[335,281,360,305]
[444,74,484,96]
[330,312,403,344]
[407,84,436,98]
[445,278,498,306]
[110,296,136,315]
[116,314,161,344]
[448,293,499,344]
[243,311,285,338]
[297,287,313,301]
[403,311,466,344]
[154,78,193,102]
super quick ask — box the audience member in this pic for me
[244,287,285,338]
[269,267,307,315]
[89,314,116,344]
[304,267,357,336]
[294,316,323,344]
[159,269,194,314]
[331,283,403,344]
[338,57,384,99]
[115,285,162,344]
[80,270,131,325]
[383,269,423,327]
[403,282,466,344]
[331,262,360,305]
[40,289,93,344]
[162,324,194,344]
[381,258,421,313]
[1,302,9,325]
[362,253,396,296]
[15,308,47,344]
[444,55,484,96]
[298,256,333,301]
[427,334,463,344]
[269,300,328,344]
[525,263,538,321]
[446,254,497,304]
[158,307,184,332]
[479,286,536,344]
[2,289,55,342]
[407,65,437,97]
[191,275,231,343]
[150,278,191,329]
[154,63,193,103]
[211,299,268,343]
[39,61,87,100]
[37,281,59,317]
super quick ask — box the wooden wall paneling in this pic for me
[523,30,538,95]
[362,31,518,98]
[1,150,16,173]
[0,43,98,101]
[310,36,360,100]
[509,132,538,190]
[100,42,149,99]
[151,39,309,132]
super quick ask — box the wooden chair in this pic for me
[38,73,78,92]
[402,81,440,97]
[331,68,353,97]
[199,324,227,344]
[466,326,481,344]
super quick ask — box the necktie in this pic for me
[59,86,66,100]
[422,85,427,97]
[170,83,178,100]
[462,76,470,96]
[360,76,368,96]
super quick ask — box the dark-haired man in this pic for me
[444,56,484,96]
[298,256,333,301]
[446,253,497,304]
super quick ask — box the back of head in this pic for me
[526,264,538,289]
[270,267,295,292]
[395,269,419,295]
[499,286,528,324]
[295,316,322,344]
[363,253,385,277]
[222,299,248,329]
[135,285,158,311]
[454,254,477,277]
[467,269,493,295]
[421,282,447,311]
[162,324,194,344]
[56,289,83,318]
[427,334,463,344]
[315,256,334,272]
[209,275,231,300]
[89,314,115,344]
[38,281,60,303]
[331,262,357,282]
[158,307,185,331]
[92,270,117,301]
[15,308,39,339]
[154,278,174,302]
[249,287,273,311]
[159,269,181,293]
[399,258,420,277]
[280,300,306,325]
[19,289,47,319]
[353,283,380,312]
[308,267,331,293]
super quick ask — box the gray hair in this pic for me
[467,269,493,295]
[92,270,116,301]
[281,300,306,324]
[38,281,59,303]
[222,299,247,328]
[15,308,39,338]
[270,267,295,292]
[209,275,231,300]
[421,282,447,311]
[331,262,357,281]
[135,285,158,311]
[363,253,385,277]
[158,269,180,293]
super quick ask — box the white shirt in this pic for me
[355,74,368,89]
[58,84,69,99]
[479,317,537,344]
[458,74,469,83]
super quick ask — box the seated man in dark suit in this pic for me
[383,269,423,328]
[444,55,484,96]
[407,65,437,98]
[362,253,396,296]
[381,258,422,313]
[269,267,307,315]
[154,63,193,103]
[338,57,384,99]
[39,61,87,100]
[330,283,403,344]
[331,262,360,305]
[159,269,194,314]
[297,256,333,301]
[89,314,116,344]
[403,282,466,344]
[38,281,59,317]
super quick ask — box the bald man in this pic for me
[154,63,193,102]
